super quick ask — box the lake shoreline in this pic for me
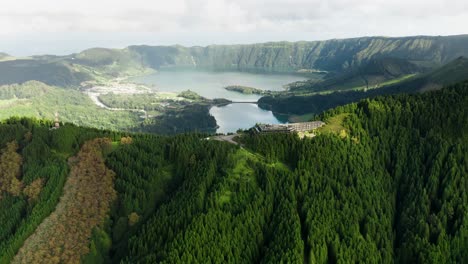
[129,70,308,101]
[209,103,285,133]
[112,70,307,133]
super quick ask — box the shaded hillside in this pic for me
[353,57,421,78]
[128,35,468,72]
[0,49,148,87]
[0,60,91,87]
[416,56,468,90]
[1,35,468,87]
[127,45,195,69]
[72,48,132,67]
[287,57,423,93]
[259,57,468,115]
[67,48,152,77]
[372,56,468,93]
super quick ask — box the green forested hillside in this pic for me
[286,57,422,93]
[259,57,468,115]
[0,81,141,131]
[128,35,468,72]
[244,83,468,263]
[0,82,220,134]
[0,60,91,87]
[0,119,120,263]
[3,35,468,88]
[0,81,466,263]
[0,49,149,88]
[69,48,154,78]
[415,56,468,90]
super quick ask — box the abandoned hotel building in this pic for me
[254,121,325,133]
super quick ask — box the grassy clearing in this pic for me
[229,149,257,181]
[216,148,289,206]
[292,74,419,97]
[297,131,317,139]
[318,113,350,136]
[216,149,256,206]
[218,191,233,205]
[380,74,416,86]
[330,74,417,92]
[352,74,417,91]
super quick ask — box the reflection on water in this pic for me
[131,70,306,101]
[131,70,307,133]
[210,103,283,134]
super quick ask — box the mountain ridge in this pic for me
[286,57,423,93]
[2,35,468,86]
[125,34,468,72]
[258,57,468,115]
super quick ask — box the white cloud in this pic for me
[0,0,467,55]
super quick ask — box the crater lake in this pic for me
[131,70,309,133]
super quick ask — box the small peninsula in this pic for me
[224,85,268,95]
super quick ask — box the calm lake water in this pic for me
[131,70,306,101]
[209,103,282,134]
[131,70,307,133]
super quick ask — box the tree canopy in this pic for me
[0,81,466,263]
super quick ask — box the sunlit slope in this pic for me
[0,82,466,263]
[258,57,468,115]
[287,57,423,93]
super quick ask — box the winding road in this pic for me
[86,91,148,118]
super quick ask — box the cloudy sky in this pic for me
[1,0,467,56]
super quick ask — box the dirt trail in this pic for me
[212,134,240,145]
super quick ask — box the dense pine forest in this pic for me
[0,81,466,263]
